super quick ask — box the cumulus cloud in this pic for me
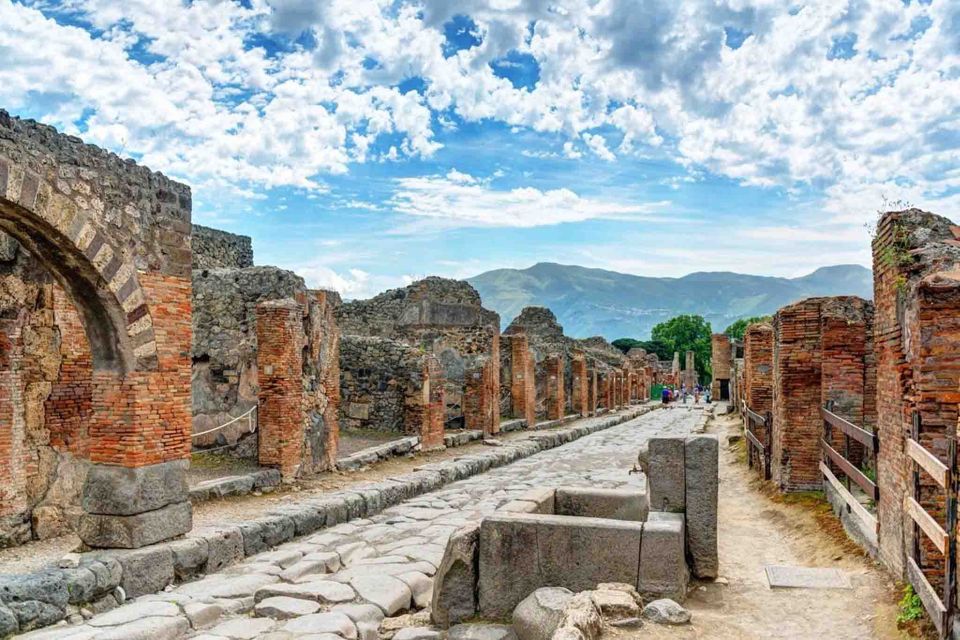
[389,172,670,228]
[0,0,957,224]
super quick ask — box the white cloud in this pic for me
[389,172,670,228]
[0,0,956,226]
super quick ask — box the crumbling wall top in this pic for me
[193,224,253,270]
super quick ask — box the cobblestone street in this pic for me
[24,406,707,640]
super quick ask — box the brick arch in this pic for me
[0,162,157,373]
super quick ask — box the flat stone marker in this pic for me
[764,565,852,589]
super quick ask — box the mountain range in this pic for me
[468,262,873,340]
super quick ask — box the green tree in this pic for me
[651,315,713,383]
[723,315,772,340]
[611,338,643,354]
[611,338,672,360]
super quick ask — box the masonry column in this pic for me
[570,354,588,417]
[771,299,823,491]
[587,368,598,415]
[509,333,536,427]
[465,357,499,437]
[256,299,305,481]
[545,354,565,420]
[0,320,27,545]
[711,333,731,401]
[420,356,446,450]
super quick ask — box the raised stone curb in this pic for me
[188,469,282,503]
[337,436,421,471]
[0,406,654,637]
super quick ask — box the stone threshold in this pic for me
[0,405,656,637]
[336,436,421,472]
[188,469,282,504]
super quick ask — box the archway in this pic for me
[0,110,193,548]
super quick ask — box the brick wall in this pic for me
[507,333,536,426]
[45,287,93,456]
[0,319,26,522]
[407,355,445,450]
[771,297,873,492]
[873,209,960,580]
[545,354,565,420]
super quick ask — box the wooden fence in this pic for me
[742,400,771,480]
[905,412,958,639]
[819,403,879,547]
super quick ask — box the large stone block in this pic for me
[647,438,685,512]
[432,523,480,628]
[78,500,192,549]
[81,460,189,516]
[197,526,245,573]
[478,514,542,620]
[638,512,688,602]
[555,487,647,521]
[684,435,719,579]
[478,513,643,621]
[109,545,175,598]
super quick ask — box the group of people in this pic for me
[660,382,711,405]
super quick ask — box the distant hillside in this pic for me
[468,262,873,340]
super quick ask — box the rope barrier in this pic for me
[191,404,257,439]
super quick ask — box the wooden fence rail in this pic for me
[819,403,879,546]
[742,401,771,481]
[905,411,958,639]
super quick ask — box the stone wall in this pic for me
[0,111,193,548]
[339,335,429,434]
[192,224,253,270]
[192,266,307,448]
[337,277,500,429]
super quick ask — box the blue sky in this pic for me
[1,0,958,298]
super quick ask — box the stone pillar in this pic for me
[683,350,696,389]
[256,299,305,481]
[509,333,536,427]
[545,354,565,420]
[671,352,680,383]
[711,333,732,400]
[570,354,588,417]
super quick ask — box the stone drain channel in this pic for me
[19,406,707,640]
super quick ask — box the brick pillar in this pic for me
[587,368,598,415]
[684,350,696,389]
[420,356,446,450]
[771,300,823,491]
[672,352,680,383]
[509,334,536,427]
[873,209,960,579]
[256,299,305,481]
[80,273,193,549]
[571,354,588,417]
[545,354,565,420]
[711,333,732,400]
[465,357,499,437]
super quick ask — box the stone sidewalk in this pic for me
[22,406,707,640]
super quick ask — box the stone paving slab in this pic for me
[19,405,709,640]
[764,565,853,590]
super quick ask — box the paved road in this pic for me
[27,406,708,640]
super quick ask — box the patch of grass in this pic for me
[896,585,924,625]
